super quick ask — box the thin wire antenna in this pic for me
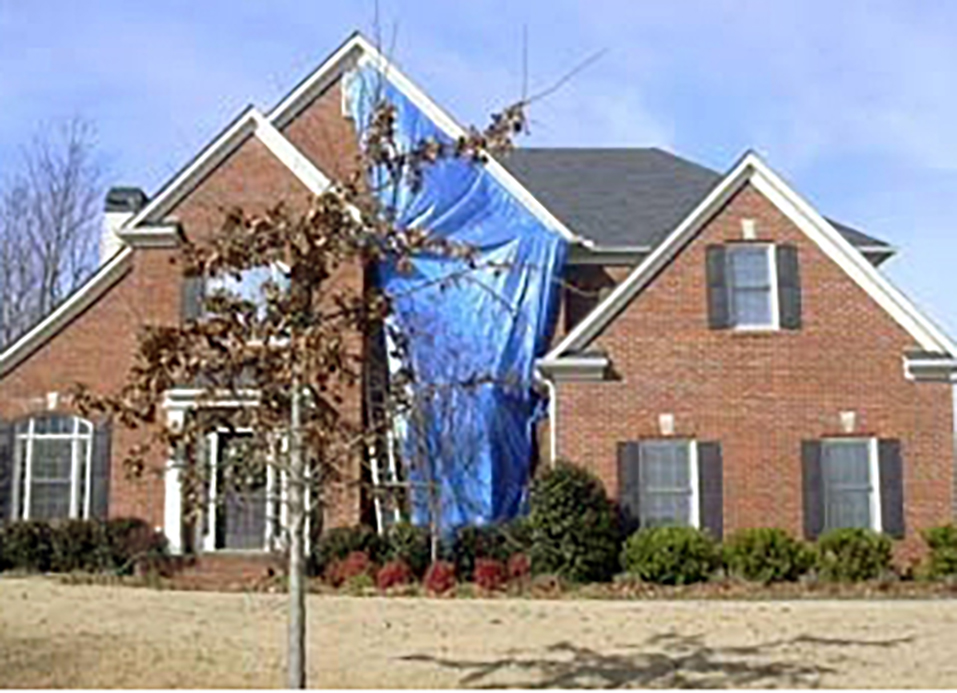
[526,48,608,105]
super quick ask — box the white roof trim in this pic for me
[116,224,181,248]
[266,32,582,244]
[252,111,333,195]
[124,107,259,228]
[0,247,134,376]
[546,151,957,360]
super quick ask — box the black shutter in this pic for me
[181,274,205,322]
[90,419,112,520]
[802,440,824,539]
[618,442,642,532]
[697,442,723,539]
[0,420,13,522]
[879,439,905,539]
[776,244,802,329]
[706,245,730,329]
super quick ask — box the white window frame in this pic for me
[821,436,882,533]
[15,415,94,520]
[726,243,780,331]
[638,439,700,529]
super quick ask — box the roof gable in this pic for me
[542,151,956,362]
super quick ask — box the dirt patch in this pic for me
[3,576,957,688]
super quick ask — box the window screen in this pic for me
[822,439,873,531]
[727,245,774,328]
[639,440,693,528]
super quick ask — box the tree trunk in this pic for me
[287,374,307,689]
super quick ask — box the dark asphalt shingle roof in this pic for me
[501,148,888,250]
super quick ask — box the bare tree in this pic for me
[0,118,102,343]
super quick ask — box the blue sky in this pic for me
[1,1,956,337]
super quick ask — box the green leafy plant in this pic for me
[50,519,113,573]
[815,528,893,582]
[621,526,721,585]
[104,517,168,575]
[923,524,957,578]
[2,520,54,572]
[722,528,814,583]
[527,461,620,583]
[310,525,386,577]
[384,521,432,577]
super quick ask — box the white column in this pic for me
[163,409,186,554]
[203,432,219,552]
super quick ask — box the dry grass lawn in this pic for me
[3,576,957,688]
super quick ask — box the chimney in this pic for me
[102,187,148,262]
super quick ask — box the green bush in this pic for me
[384,521,432,577]
[621,526,721,585]
[923,524,957,578]
[451,520,531,580]
[2,520,54,572]
[50,520,113,573]
[722,528,814,583]
[528,461,620,583]
[104,518,168,574]
[310,525,386,577]
[815,528,893,582]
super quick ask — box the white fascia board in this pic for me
[116,224,182,248]
[536,355,609,381]
[125,107,260,228]
[567,244,651,265]
[0,247,134,376]
[746,155,957,355]
[251,111,332,195]
[545,151,957,360]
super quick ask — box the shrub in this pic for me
[451,520,533,581]
[376,560,413,590]
[384,522,432,577]
[722,528,813,583]
[2,520,54,572]
[527,462,620,583]
[507,552,531,581]
[424,560,456,594]
[815,528,893,582]
[311,525,386,577]
[923,525,957,578]
[325,550,374,587]
[473,558,506,591]
[50,520,113,573]
[621,526,721,585]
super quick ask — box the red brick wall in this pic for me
[0,78,364,531]
[553,183,954,561]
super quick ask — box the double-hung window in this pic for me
[726,244,777,329]
[638,440,699,528]
[821,438,881,533]
[14,415,94,520]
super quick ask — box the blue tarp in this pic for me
[345,67,567,530]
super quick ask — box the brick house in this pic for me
[0,32,953,562]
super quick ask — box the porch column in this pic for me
[163,408,186,554]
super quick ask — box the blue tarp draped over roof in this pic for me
[344,66,567,530]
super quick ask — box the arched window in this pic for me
[14,414,94,520]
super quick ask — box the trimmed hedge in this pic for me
[924,524,957,578]
[723,528,813,583]
[0,518,167,575]
[383,521,432,577]
[814,528,893,582]
[528,462,620,583]
[451,520,531,580]
[621,526,721,585]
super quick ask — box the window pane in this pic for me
[729,247,771,288]
[33,415,75,435]
[639,441,693,528]
[32,439,73,480]
[29,481,71,520]
[732,288,773,326]
[76,439,88,517]
[822,440,873,531]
